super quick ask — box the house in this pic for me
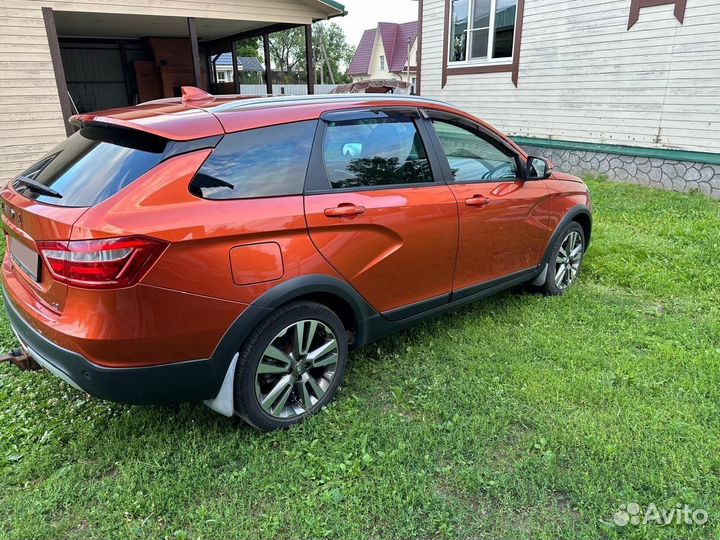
[0,0,345,182]
[348,21,419,92]
[416,0,720,197]
[210,52,336,96]
[211,53,264,85]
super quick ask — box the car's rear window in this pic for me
[13,126,167,207]
[189,120,317,200]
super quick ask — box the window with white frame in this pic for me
[380,55,386,70]
[449,0,518,63]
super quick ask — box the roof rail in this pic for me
[212,93,451,113]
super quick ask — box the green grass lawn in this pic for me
[1,178,719,539]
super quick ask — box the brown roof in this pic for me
[348,21,418,75]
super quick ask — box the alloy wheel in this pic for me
[554,230,583,290]
[255,319,339,419]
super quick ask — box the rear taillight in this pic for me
[36,236,168,289]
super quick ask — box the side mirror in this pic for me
[527,156,553,180]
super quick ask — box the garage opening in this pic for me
[60,39,155,113]
[49,10,316,119]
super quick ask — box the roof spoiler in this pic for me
[67,86,225,141]
[69,86,214,127]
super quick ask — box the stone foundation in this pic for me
[522,145,720,199]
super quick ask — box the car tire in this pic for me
[537,221,586,296]
[234,301,348,431]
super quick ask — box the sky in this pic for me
[334,0,419,46]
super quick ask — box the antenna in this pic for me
[181,86,213,103]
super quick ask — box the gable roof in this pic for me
[348,21,418,76]
[213,53,264,72]
[386,21,418,72]
[347,28,376,75]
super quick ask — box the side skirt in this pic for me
[450,267,539,302]
[367,267,540,343]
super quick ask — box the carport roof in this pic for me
[317,0,346,12]
[55,13,271,40]
[53,1,345,41]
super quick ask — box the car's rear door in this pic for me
[304,108,458,316]
[423,111,550,297]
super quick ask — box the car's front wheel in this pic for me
[537,221,586,295]
[234,301,348,431]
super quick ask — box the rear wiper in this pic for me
[15,175,63,198]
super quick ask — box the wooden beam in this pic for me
[263,33,273,95]
[209,55,218,93]
[187,17,203,89]
[231,41,240,94]
[42,7,74,136]
[304,24,314,95]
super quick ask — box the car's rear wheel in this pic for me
[537,221,586,295]
[234,301,348,431]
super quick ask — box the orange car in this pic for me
[1,89,591,430]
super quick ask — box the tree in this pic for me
[267,22,354,85]
[268,27,305,83]
[236,37,262,61]
[235,37,263,84]
[313,22,354,84]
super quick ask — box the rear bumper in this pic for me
[3,287,221,405]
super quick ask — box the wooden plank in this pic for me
[231,40,239,94]
[187,17,203,89]
[41,7,73,137]
[263,33,273,95]
[305,24,314,95]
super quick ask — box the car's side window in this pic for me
[322,115,434,190]
[189,120,317,200]
[432,120,520,182]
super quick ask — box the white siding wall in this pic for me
[0,0,333,182]
[367,30,392,80]
[420,0,720,154]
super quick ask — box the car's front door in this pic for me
[304,109,458,316]
[426,113,550,295]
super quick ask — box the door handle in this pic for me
[324,204,367,218]
[465,195,491,207]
